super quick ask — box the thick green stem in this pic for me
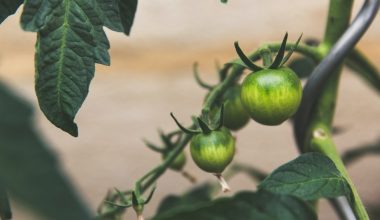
[323,0,354,48]
[304,0,369,219]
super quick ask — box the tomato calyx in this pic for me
[193,62,215,91]
[170,105,225,136]
[234,32,303,72]
[144,130,196,181]
[104,186,156,220]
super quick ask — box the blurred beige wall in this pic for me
[0,1,380,219]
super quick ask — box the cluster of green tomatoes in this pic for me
[167,33,303,191]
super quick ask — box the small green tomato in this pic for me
[240,67,302,125]
[222,85,250,130]
[162,151,186,171]
[190,128,235,174]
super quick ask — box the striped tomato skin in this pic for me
[240,67,302,126]
[190,128,235,174]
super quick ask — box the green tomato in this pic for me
[240,67,302,125]
[207,86,250,131]
[190,128,235,174]
[222,85,250,130]
[163,151,186,171]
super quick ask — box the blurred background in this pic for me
[0,1,379,219]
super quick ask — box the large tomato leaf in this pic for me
[0,0,23,24]
[96,0,138,35]
[0,81,92,220]
[259,153,352,201]
[152,190,316,220]
[19,0,137,136]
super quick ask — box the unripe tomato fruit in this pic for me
[240,67,302,125]
[222,86,250,130]
[190,128,235,174]
[162,151,186,171]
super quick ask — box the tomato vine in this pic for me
[0,1,380,220]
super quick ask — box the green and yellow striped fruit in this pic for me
[190,128,235,174]
[222,85,250,130]
[240,67,302,125]
[163,151,186,171]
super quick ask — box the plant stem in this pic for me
[301,0,369,219]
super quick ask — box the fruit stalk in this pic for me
[214,174,230,193]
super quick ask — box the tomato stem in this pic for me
[137,213,144,220]
[293,0,377,219]
[181,170,197,184]
[214,173,230,193]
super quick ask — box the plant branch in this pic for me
[97,35,322,220]
[293,0,379,219]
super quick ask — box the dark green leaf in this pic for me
[221,0,228,3]
[152,190,316,220]
[0,81,92,220]
[288,56,317,78]
[0,183,12,220]
[0,0,23,24]
[20,0,113,136]
[156,183,213,215]
[346,48,380,94]
[259,153,351,201]
[118,0,138,35]
[96,0,138,35]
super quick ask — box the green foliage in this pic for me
[0,0,23,24]
[19,0,138,136]
[152,190,317,220]
[0,184,12,220]
[156,183,213,215]
[259,153,352,201]
[0,82,92,220]
[96,0,138,35]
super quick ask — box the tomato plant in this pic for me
[0,1,380,220]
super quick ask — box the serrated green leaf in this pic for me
[0,0,23,24]
[259,153,351,201]
[20,0,113,136]
[118,0,138,35]
[96,0,138,35]
[152,190,316,220]
[0,81,92,220]
[346,48,380,94]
